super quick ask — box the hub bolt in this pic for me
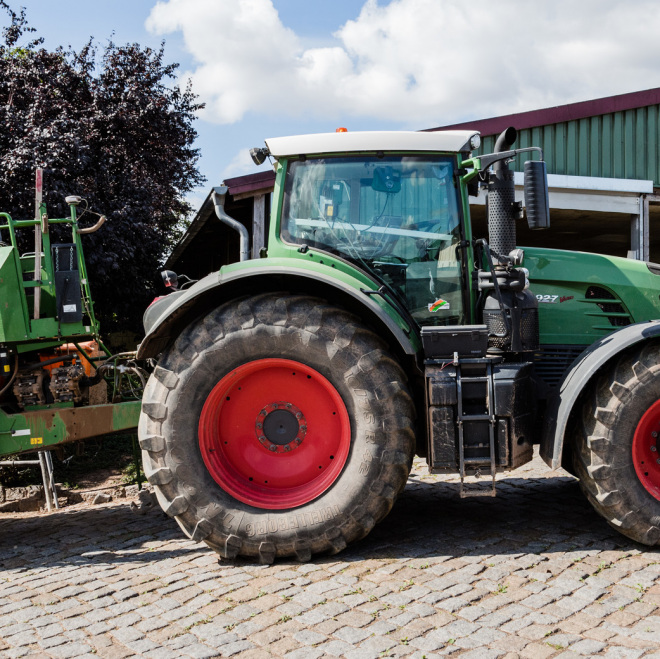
[652,446,657,452]
[653,431,658,438]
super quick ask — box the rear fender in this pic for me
[137,265,418,362]
[541,320,660,469]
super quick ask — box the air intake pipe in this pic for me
[487,127,518,265]
[480,127,540,354]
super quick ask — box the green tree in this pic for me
[0,2,205,333]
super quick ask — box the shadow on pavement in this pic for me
[346,474,638,562]
[0,473,646,572]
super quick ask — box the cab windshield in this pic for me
[281,155,465,326]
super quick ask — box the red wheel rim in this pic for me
[633,399,660,501]
[198,358,351,509]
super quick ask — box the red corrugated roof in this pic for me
[427,87,660,136]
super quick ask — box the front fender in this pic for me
[541,320,660,469]
[137,260,419,361]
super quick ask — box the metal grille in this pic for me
[521,308,539,350]
[483,308,539,351]
[585,286,631,327]
[484,311,508,349]
[487,171,516,258]
[533,345,585,389]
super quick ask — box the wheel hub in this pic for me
[256,402,306,452]
[198,358,351,509]
[633,399,660,501]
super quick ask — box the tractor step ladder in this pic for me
[456,360,497,498]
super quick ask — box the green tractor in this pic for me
[137,127,660,562]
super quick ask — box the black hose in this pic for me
[24,353,75,371]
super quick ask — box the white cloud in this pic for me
[147,0,660,127]
[220,148,271,179]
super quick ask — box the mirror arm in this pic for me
[476,146,544,173]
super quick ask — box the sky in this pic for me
[11,0,660,212]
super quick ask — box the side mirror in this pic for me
[524,160,550,230]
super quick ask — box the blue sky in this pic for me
[12,0,660,211]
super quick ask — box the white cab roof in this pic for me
[265,130,479,157]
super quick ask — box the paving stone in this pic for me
[111,625,145,643]
[458,649,504,659]
[315,638,354,656]
[343,648,382,659]
[292,629,326,645]
[334,609,373,627]
[2,631,37,647]
[454,627,506,648]
[360,634,398,652]
[143,648,181,659]
[570,638,607,654]
[283,648,324,659]
[545,632,581,648]
[47,642,95,658]
[333,625,372,644]
[601,649,646,659]
[38,634,68,649]
[188,642,230,658]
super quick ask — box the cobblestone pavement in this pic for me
[1,451,660,659]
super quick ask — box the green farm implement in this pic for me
[0,178,142,464]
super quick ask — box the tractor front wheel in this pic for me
[138,294,415,562]
[573,342,660,545]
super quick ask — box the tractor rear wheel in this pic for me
[138,294,415,562]
[573,342,660,545]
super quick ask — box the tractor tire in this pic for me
[573,342,660,545]
[138,293,415,562]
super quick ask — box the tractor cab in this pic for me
[279,153,466,327]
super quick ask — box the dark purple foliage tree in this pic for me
[0,2,205,334]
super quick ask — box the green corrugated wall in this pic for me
[477,105,660,187]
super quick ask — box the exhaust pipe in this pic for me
[488,127,518,265]
[212,186,250,262]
